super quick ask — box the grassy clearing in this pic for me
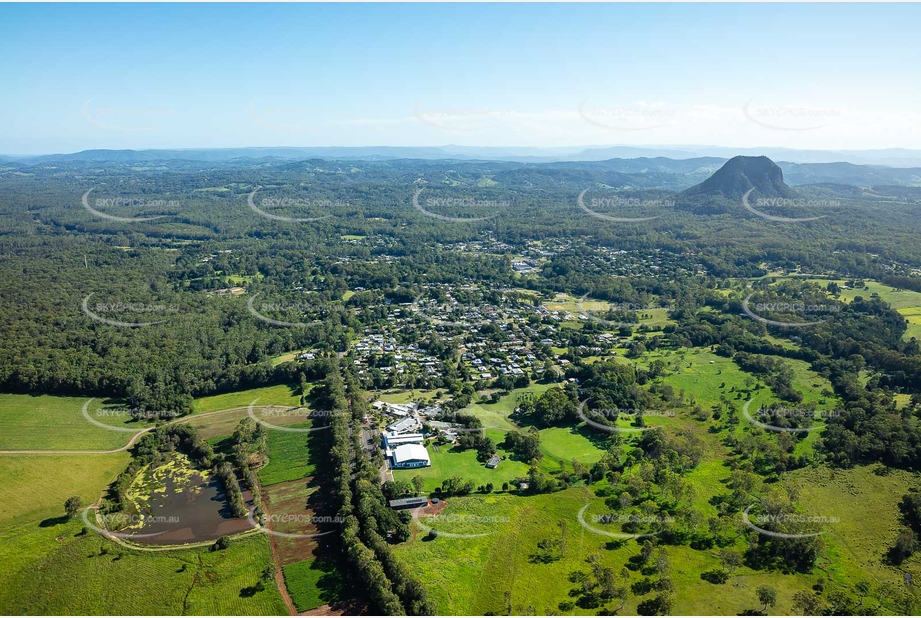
[186,406,310,442]
[282,558,347,612]
[374,389,447,405]
[785,465,921,591]
[394,483,883,616]
[269,349,312,366]
[394,441,530,492]
[0,518,285,615]
[0,394,154,451]
[538,426,606,468]
[0,453,130,526]
[640,347,749,410]
[465,383,556,431]
[543,294,675,330]
[258,421,318,486]
[192,384,301,414]
[187,409,258,441]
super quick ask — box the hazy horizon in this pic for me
[2,3,921,154]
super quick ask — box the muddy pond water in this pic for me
[115,453,255,545]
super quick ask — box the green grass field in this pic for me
[258,421,319,486]
[543,294,675,330]
[394,478,907,616]
[0,453,130,526]
[538,426,606,468]
[192,383,301,414]
[785,465,921,591]
[0,394,154,451]
[394,440,530,492]
[0,386,315,451]
[374,389,447,405]
[282,558,347,612]
[0,518,286,615]
[464,384,556,431]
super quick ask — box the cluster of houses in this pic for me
[352,334,445,381]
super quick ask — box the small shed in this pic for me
[388,496,429,510]
[486,456,500,469]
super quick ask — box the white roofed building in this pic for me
[387,416,422,434]
[391,443,431,469]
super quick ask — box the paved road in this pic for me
[359,425,392,484]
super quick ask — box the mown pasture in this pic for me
[0,518,285,615]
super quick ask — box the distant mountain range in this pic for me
[7,145,921,166]
[3,146,921,188]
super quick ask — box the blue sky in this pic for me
[1,3,920,154]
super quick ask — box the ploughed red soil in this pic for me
[262,476,340,566]
[418,499,448,516]
[409,499,448,541]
